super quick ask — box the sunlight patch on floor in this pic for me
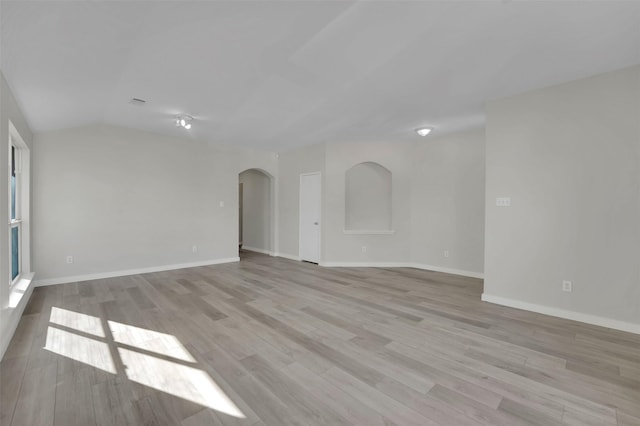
[119,347,246,418]
[43,306,244,418]
[108,320,195,362]
[50,306,105,337]
[44,326,116,373]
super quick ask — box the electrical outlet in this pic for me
[444,250,449,258]
[562,280,572,292]
[192,245,198,253]
[66,256,73,264]
[362,246,367,253]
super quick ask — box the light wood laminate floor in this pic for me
[1,251,639,425]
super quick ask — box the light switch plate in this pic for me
[496,197,511,207]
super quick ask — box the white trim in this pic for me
[410,263,484,279]
[273,252,301,261]
[1,273,35,360]
[241,246,273,256]
[317,261,484,279]
[33,257,240,287]
[482,293,640,335]
[343,229,395,235]
[9,272,34,308]
[320,261,409,268]
[8,121,31,284]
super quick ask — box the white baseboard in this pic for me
[241,246,273,256]
[318,261,484,279]
[482,293,640,335]
[410,263,484,279]
[33,257,240,287]
[273,252,301,261]
[320,261,409,268]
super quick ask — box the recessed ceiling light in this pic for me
[175,114,193,130]
[415,127,432,137]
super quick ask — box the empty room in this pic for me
[1,1,639,425]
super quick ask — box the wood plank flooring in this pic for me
[1,251,639,425]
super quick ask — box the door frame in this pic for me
[238,182,243,248]
[237,168,276,256]
[299,172,322,263]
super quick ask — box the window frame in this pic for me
[8,122,30,289]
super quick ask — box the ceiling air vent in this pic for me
[129,98,146,106]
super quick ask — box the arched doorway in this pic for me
[238,169,273,259]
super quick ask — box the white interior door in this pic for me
[299,172,321,263]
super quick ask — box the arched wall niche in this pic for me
[345,161,392,231]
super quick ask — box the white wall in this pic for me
[277,143,325,259]
[484,65,640,331]
[239,169,271,253]
[273,137,486,271]
[411,129,485,275]
[33,124,277,284]
[0,71,34,359]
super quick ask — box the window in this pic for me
[9,143,21,283]
[8,123,30,287]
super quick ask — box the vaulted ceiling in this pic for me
[2,1,639,151]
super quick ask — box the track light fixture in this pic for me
[175,114,193,130]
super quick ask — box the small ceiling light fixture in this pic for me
[175,114,193,130]
[415,127,432,137]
